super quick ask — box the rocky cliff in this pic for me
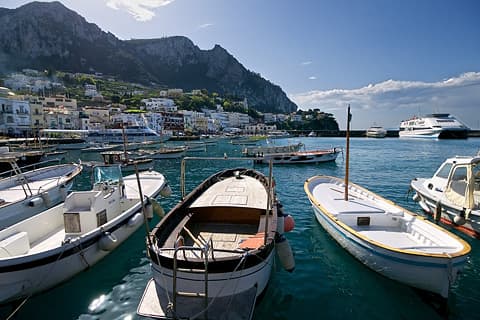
[0,1,297,113]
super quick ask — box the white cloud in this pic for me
[308,76,317,80]
[301,61,312,66]
[106,0,174,21]
[291,72,480,130]
[198,23,214,29]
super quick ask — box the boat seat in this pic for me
[0,231,30,258]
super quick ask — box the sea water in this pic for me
[2,137,480,320]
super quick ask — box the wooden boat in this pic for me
[411,155,480,238]
[134,146,187,160]
[0,156,82,229]
[137,158,295,319]
[304,106,470,299]
[100,151,153,172]
[254,147,341,165]
[0,165,170,304]
[242,142,304,157]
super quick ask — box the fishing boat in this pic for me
[399,113,469,139]
[137,158,295,319]
[411,155,480,238]
[304,106,471,299]
[80,150,153,172]
[134,146,187,160]
[365,125,387,138]
[242,142,304,157]
[0,164,170,304]
[80,142,119,153]
[0,155,82,229]
[254,147,341,165]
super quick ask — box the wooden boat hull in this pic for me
[305,176,470,298]
[0,170,167,303]
[255,148,340,164]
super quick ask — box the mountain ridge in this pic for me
[0,1,297,113]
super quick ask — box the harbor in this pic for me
[1,136,479,319]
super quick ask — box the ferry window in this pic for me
[436,163,452,179]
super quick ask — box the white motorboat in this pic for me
[366,125,387,138]
[0,165,170,304]
[254,148,341,165]
[304,175,470,298]
[134,146,187,160]
[81,143,119,153]
[242,142,304,157]
[137,159,295,319]
[0,156,82,229]
[411,155,480,238]
[399,114,469,139]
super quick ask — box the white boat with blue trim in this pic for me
[304,175,471,298]
[0,165,170,304]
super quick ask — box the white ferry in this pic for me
[399,113,469,139]
[88,125,170,143]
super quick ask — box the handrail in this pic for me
[0,159,61,179]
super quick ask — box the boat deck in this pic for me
[0,177,62,206]
[29,228,65,254]
[164,223,258,259]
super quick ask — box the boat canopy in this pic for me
[93,165,123,185]
[444,159,480,209]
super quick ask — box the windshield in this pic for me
[435,163,452,179]
[93,165,122,184]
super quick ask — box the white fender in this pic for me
[28,197,44,207]
[127,212,143,228]
[99,232,118,251]
[275,234,295,272]
[160,184,172,197]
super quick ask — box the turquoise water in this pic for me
[2,137,480,319]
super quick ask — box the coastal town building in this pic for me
[0,96,31,136]
[142,98,177,112]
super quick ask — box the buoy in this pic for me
[284,214,295,233]
[41,191,51,207]
[127,212,143,227]
[99,232,118,251]
[275,234,295,272]
[152,199,165,217]
[28,197,44,207]
[160,184,172,197]
[145,200,154,219]
[412,193,420,202]
[276,214,285,234]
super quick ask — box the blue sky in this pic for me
[4,0,480,129]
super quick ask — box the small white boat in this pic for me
[254,148,341,165]
[0,165,170,304]
[81,143,119,153]
[185,141,207,153]
[305,175,470,298]
[137,159,295,319]
[242,142,304,157]
[411,155,480,238]
[307,131,316,137]
[366,125,387,138]
[134,146,187,160]
[0,156,82,229]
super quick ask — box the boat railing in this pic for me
[0,159,62,179]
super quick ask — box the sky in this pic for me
[3,0,480,129]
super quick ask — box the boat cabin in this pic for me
[433,156,480,210]
[101,151,128,165]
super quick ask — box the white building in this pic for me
[228,112,250,128]
[0,97,31,136]
[142,98,177,112]
[84,84,98,97]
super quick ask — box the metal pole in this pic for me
[344,105,351,201]
[135,162,153,248]
[264,159,273,245]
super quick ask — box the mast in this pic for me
[344,105,351,201]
